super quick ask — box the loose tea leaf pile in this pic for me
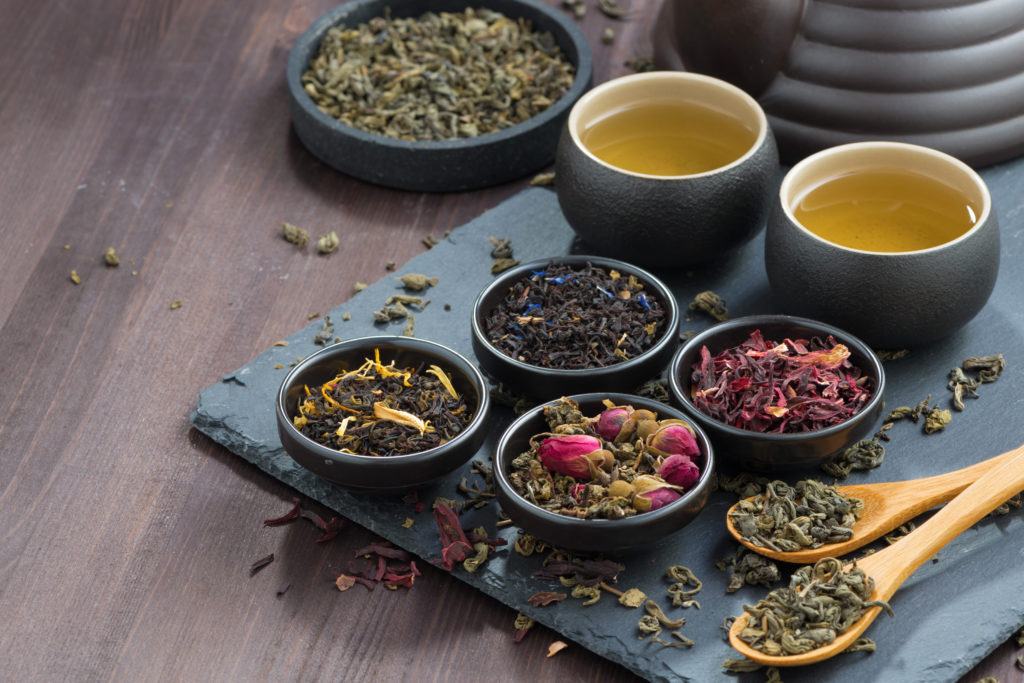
[292,349,473,456]
[302,9,576,141]
[507,397,702,519]
[737,557,893,656]
[690,330,875,434]
[730,479,864,552]
[485,262,667,369]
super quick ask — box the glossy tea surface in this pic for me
[793,168,980,252]
[580,101,756,176]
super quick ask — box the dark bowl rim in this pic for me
[668,314,886,442]
[493,392,716,531]
[470,255,681,378]
[276,335,491,465]
[285,0,594,152]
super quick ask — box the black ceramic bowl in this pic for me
[276,336,490,490]
[668,315,886,473]
[470,255,681,402]
[555,71,778,268]
[286,0,593,191]
[765,141,999,348]
[493,393,716,552]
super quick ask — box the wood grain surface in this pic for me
[0,0,1018,681]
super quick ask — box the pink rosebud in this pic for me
[646,422,700,459]
[631,474,683,512]
[658,454,700,489]
[594,405,634,441]
[537,434,602,479]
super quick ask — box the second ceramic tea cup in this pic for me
[555,71,778,269]
[765,141,1000,348]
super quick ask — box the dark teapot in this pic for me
[652,0,1024,166]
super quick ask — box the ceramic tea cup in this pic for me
[555,71,778,269]
[765,141,999,348]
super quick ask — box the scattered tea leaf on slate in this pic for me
[528,591,567,607]
[104,247,120,266]
[397,274,438,291]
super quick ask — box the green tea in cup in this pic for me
[791,167,982,252]
[580,100,758,176]
[554,71,778,268]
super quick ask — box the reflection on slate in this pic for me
[192,171,1024,682]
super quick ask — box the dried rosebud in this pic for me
[538,434,603,479]
[632,475,683,512]
[594,405,634,441]
[658,454,700,489]
[635,418,661,442]
[607,480,634,498]
[587,448,615,471]
[646,422,699,459]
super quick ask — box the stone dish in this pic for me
[493,393,716,552]
[470,255,680,402]
[668,315,886,473]
[286,0,592,191]
[276,336,490,490]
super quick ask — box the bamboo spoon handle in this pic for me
[840,445,1024,525]
[860,443,1024,502]
[858,443,1024,601]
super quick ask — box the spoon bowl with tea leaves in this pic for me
[727,443,1024,667]
[725,446,1022,564]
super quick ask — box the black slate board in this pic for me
[192,165,1024,682]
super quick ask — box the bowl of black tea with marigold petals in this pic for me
[493,393,715,552]
[471,255,680,402]
[668,315,885,473]
[276,336,490,490]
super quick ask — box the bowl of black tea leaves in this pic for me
[668,315,885,472]
[276,336,490,490]
[494,394,716,552]
[471,256,680,402]
[286,0,592,191]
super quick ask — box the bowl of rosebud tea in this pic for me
[668,315,886,473]
[493,393,715,552]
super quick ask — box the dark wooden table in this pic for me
[1,0,1019,680]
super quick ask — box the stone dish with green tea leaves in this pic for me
[286,0,592,191]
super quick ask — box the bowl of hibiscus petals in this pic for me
[668,314,886,472]
[493,393,715,552]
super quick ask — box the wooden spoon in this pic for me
[725,446,1023,563]
[727,443,1024,667]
